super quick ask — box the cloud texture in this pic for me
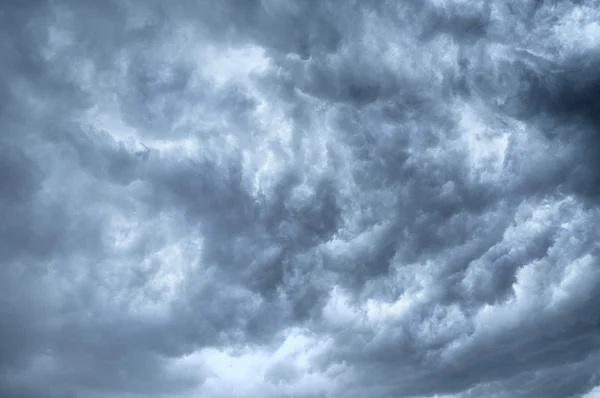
[1,1,600,397]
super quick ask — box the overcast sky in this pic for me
[1,1,600,397]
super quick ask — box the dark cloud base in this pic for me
[1,1,600,397]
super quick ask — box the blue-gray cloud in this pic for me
[1,1,600,397]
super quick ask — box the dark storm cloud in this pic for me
[1,0,600,397]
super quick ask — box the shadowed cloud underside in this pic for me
[1,1,600,397]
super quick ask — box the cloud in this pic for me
[1,0,599,397]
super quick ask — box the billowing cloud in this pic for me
[1,1,599,397]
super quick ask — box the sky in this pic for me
[1,1,600,397]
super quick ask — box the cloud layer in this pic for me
[1,1,600,397]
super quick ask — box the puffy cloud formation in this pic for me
[1,1,600,397]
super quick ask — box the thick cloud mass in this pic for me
[2,1,600,397]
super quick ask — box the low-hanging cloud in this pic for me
[1,1,599,397]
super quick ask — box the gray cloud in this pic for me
[1,0,600,397]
